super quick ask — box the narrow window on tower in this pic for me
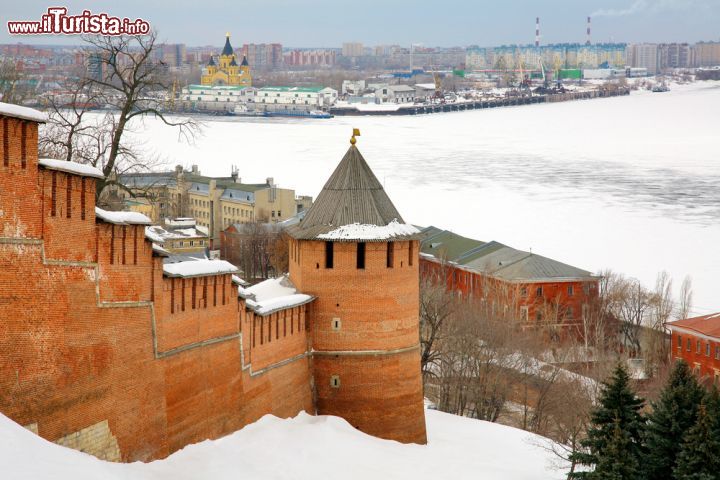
[80,178,86,220]
[2,118,8,167]
[66,175,72,218]
[20,121,26,168]
[356,242,366,269]
[192,278,197,309]
[386,242,394,268]
[181,279,186,311]
[170,278,175,314]
[325,241,334,269]
[51,171,57,216]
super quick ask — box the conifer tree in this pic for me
[673,402,720,480]
[569,363,645,480]
[594,417,640,480]
[643,360,705,480]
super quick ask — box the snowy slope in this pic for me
[0,410,566,480]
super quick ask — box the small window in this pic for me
[332,318,341,331]
[386,242,394,268]
[536,286,543,297]
[707,343,711,357]
[357,242,366,269]
[325,241,334,269]
[566,307,573,319]
[715,346,719,360]
[520,306,529,322]
[677,335,682,349]
[567,285,574,296]
[330,375,340,388]
[687,338,691,351]
[697,340,702,354]
[536,310,542,322]
[521,286,528,297]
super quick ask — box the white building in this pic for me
[250,86,338,112]
[181,85,256,112]
[582,68,625,80]
[386,85,416,104]
[341,80,366,95]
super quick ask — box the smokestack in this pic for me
[586,16,591,45]
[535,17,540,48]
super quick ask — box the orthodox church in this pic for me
[200,34,252,87]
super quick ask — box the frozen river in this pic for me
[133,81,720,316]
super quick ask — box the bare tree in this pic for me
[39,32,199,202]
[677,275,693,320]
[419,268,456,379]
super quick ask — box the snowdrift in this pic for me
[0,409,567,479]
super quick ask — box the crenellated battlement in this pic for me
[0,105,425,461]
[0,103,314,461]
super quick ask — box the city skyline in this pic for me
[1,0,719,48]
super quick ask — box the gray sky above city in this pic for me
[2,0,719,47]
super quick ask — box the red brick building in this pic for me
[668,313,720,383]
[420,227,599,334]
[0,105,426,461]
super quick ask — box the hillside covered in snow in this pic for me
[1,409,567,480]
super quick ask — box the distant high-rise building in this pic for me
[284,49,337,67]
[342,42,364,57]
[693,41,720,67]
[86,52,107,81]
[241,43,283,70]
[626,43,659,74]
[156,43,187,68]
[658,43,692,70]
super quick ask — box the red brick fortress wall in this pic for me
[0,115,312,461]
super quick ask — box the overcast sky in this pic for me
[2,0,719,47]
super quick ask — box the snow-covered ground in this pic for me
[1,410,566,480]
[127,81,720,315]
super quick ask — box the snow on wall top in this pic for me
[95,208,152,226]
[0,102,48,123]
[163,259,238,278]
[38,158,105,179]
[239,275,313,316]
[317,220,420,241]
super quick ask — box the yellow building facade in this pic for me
[201,34,252,87]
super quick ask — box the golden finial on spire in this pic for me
[350,128,360,145]
[226,32,230,38]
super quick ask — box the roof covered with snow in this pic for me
[287,144,417,242]
[145,225,209,242]
[163,259,238,278]
[0,102,48,123]
[95,208,152,226]
[239,275,314,316]
[38,158,104,179]
[317,220,419,241]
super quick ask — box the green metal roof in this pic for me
[419,227,486,263]
[258,86,326,93]
[187,84,248,91]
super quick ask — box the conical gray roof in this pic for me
[288,144,417,242]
